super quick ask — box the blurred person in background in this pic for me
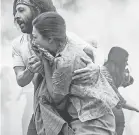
[83,46,139,135]
[103,47,139,135]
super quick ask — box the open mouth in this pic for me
[19,23,25,29]
[17,20,25,29]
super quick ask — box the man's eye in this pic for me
[20,10,24,12]
[19,8,24,12]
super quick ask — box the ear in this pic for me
[48,37,54,44]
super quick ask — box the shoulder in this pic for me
[100,66,110,77]
[12,35,24,47]
[67,31,96,57]
[58,41,90,70]
[12,34,27,51]
[66,31,90,48]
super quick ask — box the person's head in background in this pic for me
[32,12,67,55]
[104,46,134,88]
[13,0,56,34]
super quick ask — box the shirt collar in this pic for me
[55,37,69,57]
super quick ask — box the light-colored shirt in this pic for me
[12,34,33,68]
[12,34,35,93]
[51,38,119,122]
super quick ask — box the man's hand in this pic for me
[72,58,99,84]
[27,55,43,73]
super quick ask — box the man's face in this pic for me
[14,4,34,33]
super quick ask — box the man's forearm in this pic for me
[16,68,34,87]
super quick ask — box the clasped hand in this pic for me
[27,55,43,73]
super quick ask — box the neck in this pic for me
[56,38,67,54]
[50,44,60,57]
[51,38,67,56]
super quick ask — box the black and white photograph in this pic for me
[1,0,139,135]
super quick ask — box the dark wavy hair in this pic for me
[104,47,129,88]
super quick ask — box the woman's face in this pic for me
[120,56,131,87]
[32,26,50,50]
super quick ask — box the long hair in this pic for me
[32,12,66,42]
[104,47,129,88]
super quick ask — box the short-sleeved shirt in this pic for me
[12,34,35,92]
[12,34,37,92]
[51,38,119,122]
[12,34,35,68]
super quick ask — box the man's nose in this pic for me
[14,12,20,20]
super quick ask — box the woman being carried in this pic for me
[32,12,120,135]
